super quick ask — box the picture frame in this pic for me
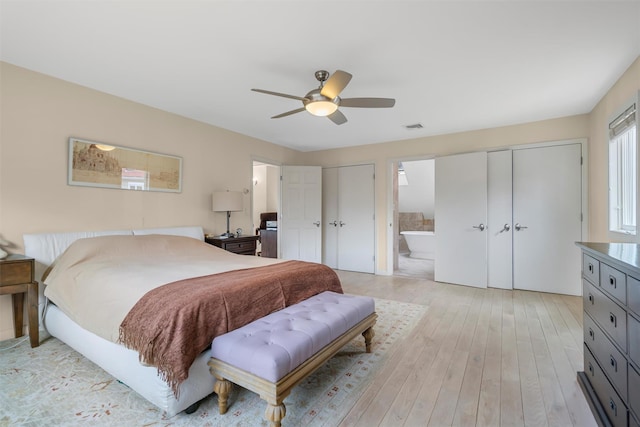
[68,137,182,193]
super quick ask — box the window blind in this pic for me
[610,103,636,138]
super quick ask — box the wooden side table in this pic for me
[0,254,39,347]
[205,235,259,256]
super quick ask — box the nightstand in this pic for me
[0,255,39,347]
[205,235,259,255]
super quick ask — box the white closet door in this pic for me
[337,164,375,273]
[435,152,488,288]
[280,166,322,263]
[513,144,582,295]
[487,150,513,289]
[322,167,339,268]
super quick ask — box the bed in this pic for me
[23,226,343,416]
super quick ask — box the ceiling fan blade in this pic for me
[271,107,306,119]
[327,109,348,125]
[252,88,306,101]
[340,97,396,108]
[321,70,352,99]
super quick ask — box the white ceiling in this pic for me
[1,1,639,152]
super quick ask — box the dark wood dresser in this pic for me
[577,242,640,427]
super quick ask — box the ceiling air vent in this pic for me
[404,123,423,130]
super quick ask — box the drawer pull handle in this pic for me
[609,276,616,288]
[609,399,617,416]
[588,293,594,304]
[609,313,617,327]
[588,362,594,375]
[610,355,617,372]
[589,328,594,340]
[588,263,594,273]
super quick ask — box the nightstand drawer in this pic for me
[206,235,259,256]
[225,241,256,252]
[0,260,33,285]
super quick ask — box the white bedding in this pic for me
[23,225,275,416]
[43,234,282,343]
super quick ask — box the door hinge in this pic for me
[581,156,583,165]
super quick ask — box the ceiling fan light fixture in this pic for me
[305,100,339,117]
[252,69,395,125]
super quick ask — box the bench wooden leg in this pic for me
[362,326,375,353]
[265,402,286,427]
[213,376,232,414]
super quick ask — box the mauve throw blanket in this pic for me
[118,260,342,396]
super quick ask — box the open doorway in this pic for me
[252,160,280,258]
[394,159,435,279]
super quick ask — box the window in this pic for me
[609,102,637,234]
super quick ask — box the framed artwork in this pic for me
[68,137,182,193]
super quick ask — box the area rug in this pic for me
[0,297,426,426]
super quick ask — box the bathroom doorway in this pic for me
[394,159,435,279]
[252,160,280,258]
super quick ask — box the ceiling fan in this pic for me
[252,70,395,125]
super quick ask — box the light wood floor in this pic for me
[337,270,597,427]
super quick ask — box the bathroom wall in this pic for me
[398,159,435,231]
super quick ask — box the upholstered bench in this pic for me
[208,291,377,427]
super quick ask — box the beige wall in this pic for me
[0,62,301,339]
[1,57,638,340]
[587,57,640,242]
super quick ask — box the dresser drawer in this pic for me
[584,345,628,427]
[630,363,640,424]
[583,253,600,285]
[600,263,627,305]
[0,260,33,285]
[630,314,640,367]
[584,312,628,400]
[583,280,627,351]
[630,276,640,317]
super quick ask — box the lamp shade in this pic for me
[212,191,243,212]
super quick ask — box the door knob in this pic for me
[313,221,320,227]
[339,221,346,227]
[499,223,510,233]
[472,223,485,231]
[514,223,528,231]
[329,220,337,227]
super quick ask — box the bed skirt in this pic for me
[44,303,213,416]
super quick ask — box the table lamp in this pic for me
[212,191,243,237]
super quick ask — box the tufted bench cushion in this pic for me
[210,291,375,382]
[208,291,376,427]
